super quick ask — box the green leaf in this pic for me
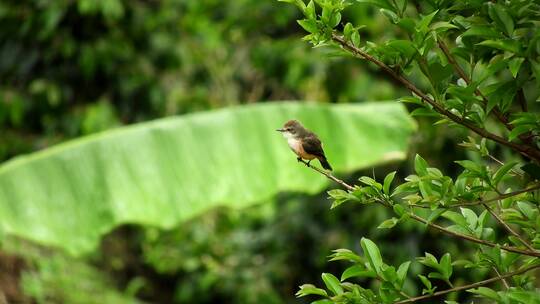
[418,274,432,289]
[298,19,319,34]
[467,287,500,301]
[492,161,517,186]
[455,160,483,174]
[439,253,452,278]
[0,102,416,255]
[415,154,429,176]
[356,0,394,11]
[329,248,363,263]
[305,0,316,19]
[377,217,399,229]
[341,265,377,281]
[460,208,478,229]
[508,57,525,78]
[386,40,417,58]
[509,125,531,141]
[296,284,328,297]
[311,300,334,304]
[440,211,468,228]
[416,10,439,34]
[488,3,514,36]
[321,273,343,295]
[383,171,397,195]
[351,30,361,47]
[396,261,411,287]
[477,39,520,53]
[361,237,384,275]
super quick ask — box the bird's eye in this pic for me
[287,128,293,132]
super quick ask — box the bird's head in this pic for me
[276,120,304,139]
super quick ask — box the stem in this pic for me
[298,159,354,191]
[438,39,536,148]
[408,184,540,209]
[331,34,540,162]
[437,41,511,129]
[483,202,536,252]
[393,264,540,304]
[407,213,540,257]
[452,184,540,207]
[299,163,540,257]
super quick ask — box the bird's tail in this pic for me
[318,156,333,171]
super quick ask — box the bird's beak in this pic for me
[276,128,285,132]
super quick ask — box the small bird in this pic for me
[276,120,333,171]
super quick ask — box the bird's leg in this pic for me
[297,157,302,162]
[306,160,312,166]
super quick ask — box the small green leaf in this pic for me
[467,286,500,301]
[351,30,361,47]
[386,40,417,58]
[344,22,354,40]
[341,265,376,281]
[383,171,397,195]
[321,273,343,295]
[477,39,520,53]
[439,253,452,278]
[416,10,439,34]
[305,0,316,19]
[396,261,411,287]
[296,284,328,297]
[418,274,432,289]
[415,154,429,176]
[488,3,514,36]
[377,217,399,229]
[509,125,531,141]
[361,238,384,275]
[298,19,319,34]
[393,204,406,217]
[508,57,525,78]
[329,248,363,263]
[492,161,518,186]
[311,300,333,304]
[356,0,394,11]
[460,208,478,229]
[441,211,468,227]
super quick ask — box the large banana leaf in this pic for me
[0,102,415,255]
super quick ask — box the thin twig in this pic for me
[393,264,540,303]
[299,163,540,257]
[491,266,510,290]
[517,88,528,112]
[483,202,536,252]
[331,34,540,162]
[437,41,510,128]
[298,159,354,191]
[451,184,540,207]
[408,184,540,209]
[407,213,540,257]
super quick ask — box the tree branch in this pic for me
[331,34,540,162]
[393,264,540,304]
[437,40,535,147]
[298,159,354,191]
[482,202,536,252]
[409,184,540,209]
[299,162,540,257]
[451,184,540,207]
[407,213,540,257]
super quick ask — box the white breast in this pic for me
[287,137,302,154]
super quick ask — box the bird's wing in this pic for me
[302,134,326,158]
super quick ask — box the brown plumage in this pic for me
[276,120,333,171]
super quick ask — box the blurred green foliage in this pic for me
[0,0,403,161]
